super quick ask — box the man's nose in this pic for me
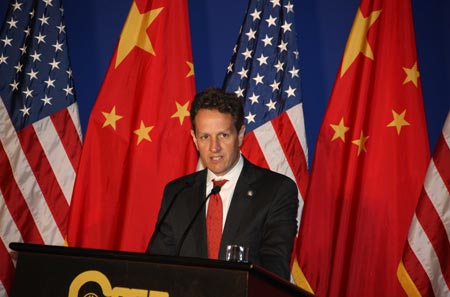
[209,136,221,152]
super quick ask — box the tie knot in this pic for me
[212,179,228,188]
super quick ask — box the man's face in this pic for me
[191,109,245,176]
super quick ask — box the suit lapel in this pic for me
[185,170,208,258]
[219,159,257,258]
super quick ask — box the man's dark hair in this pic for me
[190,87,244,133]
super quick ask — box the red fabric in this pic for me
[67,0,197,252]
[297,0,430,296]
[207,179,228,259]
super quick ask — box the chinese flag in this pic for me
[296,0,430,296]
[67,0,197,251]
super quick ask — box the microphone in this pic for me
[175,184,222,256]
[146,181,193,252]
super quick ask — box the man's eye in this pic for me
[199,135,208,140]
[219,133,229,139]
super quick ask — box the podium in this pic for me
[10,243,313,297]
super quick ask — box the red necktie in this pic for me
[206,179,228,259]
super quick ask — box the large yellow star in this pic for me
[171,101,190,125]
[352,130,369,156]
[186,61,194,77]
[340,9,381,77]
[102,106,123,130]
[115,2,163,68]
[387,109,410,135]
[403,62,420,87]
[133,120,154,144]
[330,117,350,142]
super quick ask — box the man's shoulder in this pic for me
[244,158,296,184]
[242,159,298,199]
[166,169,206,188]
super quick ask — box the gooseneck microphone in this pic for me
[175,184,222,256]
[146,181,193,252]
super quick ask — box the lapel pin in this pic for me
[247,190,254,197]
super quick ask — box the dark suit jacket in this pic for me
[147,158,299,280]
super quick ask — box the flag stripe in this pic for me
[50,104,82,173]
[241,132,270,169]
[402,246,434,297]
[401,111,450,296]
[33,110,77,204]
[271,112,307,200]
[17,125,69,237]
[279,105,309,198]
[0,239,14,296]
[0,195,18,296]
[0,192,23,253]
[253,119,296,181]
[0,282,6,297]
[0,138,43,245]
[286,104,308,166]
[433,133,450,196]
[424,160,450,241]
[253,117,306,222]
[443,121,450,147]
[0,101,63,245]
[416,189,450,289]
[67,102,83,142]
[408,213,450,296]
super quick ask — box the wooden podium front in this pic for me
[9,243,313,297]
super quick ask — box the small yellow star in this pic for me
[352,130,369,156]
[403,62,420,87]
[133,120,154,144]
[341,9,381,77]
[102,106,123,130]
[115,2,163,68]
[387,109,410,135]
[330,117,350,142]
[171,101,190,125]
[186,61,194,77]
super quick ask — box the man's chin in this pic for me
[208,165,227,176]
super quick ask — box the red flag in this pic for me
[296,0,430,296]
[67,0,197,252]
[0,0,82,295]
[398,111,450,297]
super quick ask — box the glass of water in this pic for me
[225,245,249,262]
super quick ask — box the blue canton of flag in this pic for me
[222,0,309,284]
[0,1,82,296]
[0,0,76,128]
[223,0,302,133]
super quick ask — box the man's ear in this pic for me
[238,125,245,146]
[191,129,199,150]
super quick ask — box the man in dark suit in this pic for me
[147,87,298,280]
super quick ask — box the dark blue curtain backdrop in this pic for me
[1,0,448,167]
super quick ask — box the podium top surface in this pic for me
[10,242,251,271]
[10,242,313,296]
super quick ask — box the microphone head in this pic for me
[211,185,221,195]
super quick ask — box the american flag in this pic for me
[0,0,82,296]
[222,0,308,281]
[399,110,450,297]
